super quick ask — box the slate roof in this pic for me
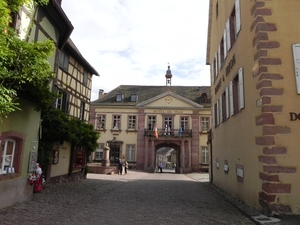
[91,85,211,107]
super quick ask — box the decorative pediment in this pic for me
[136,91,203,108]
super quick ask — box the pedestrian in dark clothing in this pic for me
[159,162,163,173]
[118,159,123,175]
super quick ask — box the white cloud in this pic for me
[61,0,210,100]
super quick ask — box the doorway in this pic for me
[109,144,120,164]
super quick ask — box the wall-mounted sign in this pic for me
[152,110,184,114]
[237,167,244,178]
[224,164,229,172]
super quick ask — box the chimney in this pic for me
[98,89,104,99]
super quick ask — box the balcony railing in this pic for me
[144,129,192,138]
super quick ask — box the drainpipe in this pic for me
[207,129,213,183]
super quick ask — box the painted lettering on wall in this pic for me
[289,112,300,121]
[226,54,236,76]
[152,110,183,114]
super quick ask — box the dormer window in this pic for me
[116,93,123,102]
[200,93,208,103]
[131,93,138,102]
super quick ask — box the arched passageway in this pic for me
[142,138,193,174]
[155,142,180,173]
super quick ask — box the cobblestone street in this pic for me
[0,171,255,225]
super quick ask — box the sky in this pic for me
[61,0,210,101]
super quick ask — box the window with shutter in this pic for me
[235,0,241,36]
[292,44,300,94]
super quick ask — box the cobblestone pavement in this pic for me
[0,170,257,225]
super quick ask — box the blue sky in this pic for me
[61,0,210,100]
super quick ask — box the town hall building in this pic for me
[89,66,211,173]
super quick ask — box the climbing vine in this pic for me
[39,107,100,166]
[0,0,55,121]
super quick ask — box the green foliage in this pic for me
[0,0,53,121]
[0,86,20,120]
[40,108,100,165]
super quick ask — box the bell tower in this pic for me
[165,64,172,86]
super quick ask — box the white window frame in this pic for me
[226,18,231,51]
[238,68,244,110]
[225,86,230,119]
[229,81,234,116]
[128,115,136,130]
[148,116,156,130]
[1,138,16,174]
[292,44,300,94]
[201,146,209,164]
[95,143,104,160]
[180,116,189,131]
[126,145,135,162]
[223,28,227,59]
[113,115,121,130]
[96,115,106,129]
[235,0,241,36]
[219,96,223,123]
[201,117,210,132]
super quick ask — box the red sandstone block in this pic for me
[268,203,292,213]
[259,191,276,202]
[259,73,283,80]
[254,50,267,61]
[256,113,275,126]
[263,147,287,155]
[256,80,272,89]
[258,58,281,66]
[259,172,279,182]
[262,183,291,194]
[263,166,296,174]
[261,105,282,113]
[254,9,272,17]
[253,66,268,77]
[263,126,290,135]
[257,41,280,50]
[251,2,265,15]
[258,155,277,164]
[261,96,271,105]
[255,136,275,145]
[251,17,266,32]
[260,88,283,96]
[256,23,277,33]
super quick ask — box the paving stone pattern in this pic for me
[0,171,255,225]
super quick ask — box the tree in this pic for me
[0,0,55,121]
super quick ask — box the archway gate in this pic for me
[141,139,193,173]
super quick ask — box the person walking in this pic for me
[159,162,163,173]
[124,160,128,174]
[118,159,123,175]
